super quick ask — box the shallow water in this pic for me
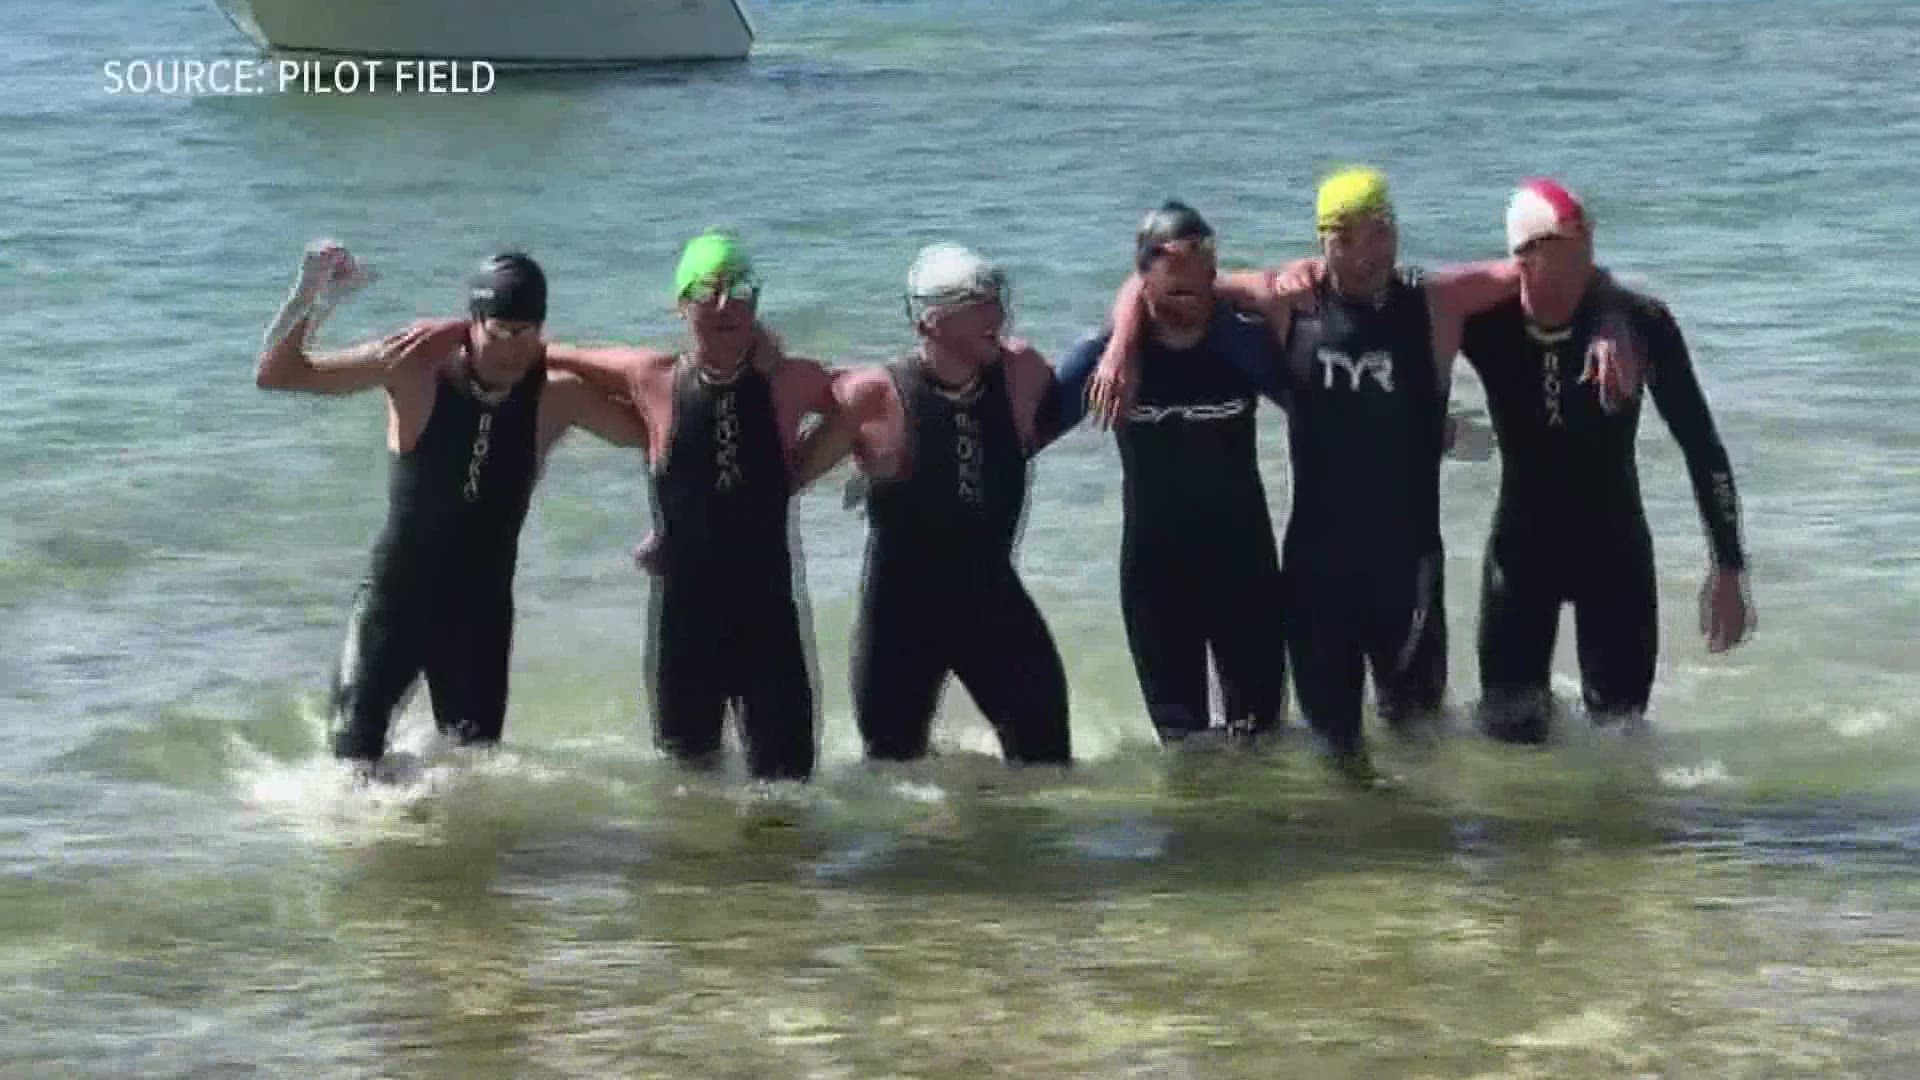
[3,0,1918,1074]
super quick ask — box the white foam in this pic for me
[225,699,573,846]
[1827,708,1893,739]
[1494,1005,1633,1049]
[1659,759,1735,790]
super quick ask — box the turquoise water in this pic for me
[3,0,1919,1074]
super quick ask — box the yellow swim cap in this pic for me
[1316,167,1394,231]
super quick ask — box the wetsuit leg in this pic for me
[1372,554,1448,734]
[1119,542,1212,741]
[851,560,949,763]
[1205,554,1287,738]
[1284,568,1368,757]
[735,593,818,781]
[1475,535,1563,744]
[419,586,513,748]
[329,582,426,762]
[647,583,728,768]
[1570,535,1659,726]
[950,569,1071,765]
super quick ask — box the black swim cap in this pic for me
[468,252,547,323]
[1135,200,1215,271]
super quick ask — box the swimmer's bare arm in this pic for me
[792,369,890,491]
[1218,263,1320,348]
[256,320,459,395]
[1424,261,1519,323]
[773,357,844,465]
[542,343,673,400]
[537,371,648,458]
[255,243,460,394]
[1086,273,1149,427]
[1000,342,1057,454]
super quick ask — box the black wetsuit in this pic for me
[330,361,544,762]
[1461,282,1746,742]
[1278,270,1449,755]
[1049,308,1287,741]
[852,358,1071,764]
[646,360,815,781]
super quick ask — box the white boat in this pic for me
[213,0,754,66]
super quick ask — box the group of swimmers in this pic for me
[254,169,1755,784]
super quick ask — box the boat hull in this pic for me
[215,0,753,65]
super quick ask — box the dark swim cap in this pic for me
[1135,200,1215,271]
[468,252,547,323]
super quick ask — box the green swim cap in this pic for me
[1316,167,1394,231]
[673,230,756,300]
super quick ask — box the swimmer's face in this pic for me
[1320,215,1397,296]
[918,295,1006,369]
[469,317,543,381]
[679,275,759,352]
[1141,239,1217,332]
[1513,227,1593,300]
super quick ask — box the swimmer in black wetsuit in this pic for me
[1046,202,1289,746]
[1461,179,1755,743]
[255,243,645,772]
[1092,174,1537,779]
[538,232,837,782]
[794,243,1071,767]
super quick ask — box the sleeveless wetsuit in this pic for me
[1278,270,1449,756]
[330,359,544,762]
[1049,308,1287,741]
[852,358,1071,764]
[1461,282,1746,742]
[645,359,815,780]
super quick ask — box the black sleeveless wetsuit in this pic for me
[645,359,815,781]
[1461,283,1746,741]
[1279,270,1449,755]
[852,358,1071,764]
[329,360,544,762]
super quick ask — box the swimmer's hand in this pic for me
[842,473,871,511]
[1087,340,1136,431]
[1268,257,1324,310]
[632,532,666,575]
[1700,567,1754,654]
[1583,309,1642,414]
[1443,413,1495,461]
[298,240,378,333]
[264,240,379,348]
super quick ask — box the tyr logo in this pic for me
[1316,348,1396,392]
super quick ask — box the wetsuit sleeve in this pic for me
[1219,314,1289,406]
[1456,308,1501,379]
[1641,300,1747,571]
[1035,331,1107,449]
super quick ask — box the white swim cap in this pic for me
[905,242,1008,324]
[1506,177,1590,254]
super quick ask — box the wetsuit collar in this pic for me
[1523,272,1608,345]
[1521,266,1600,334]
[1327,270,1392,309]
[916,347,986,402]
[689,340,757,386]
[456,348,516,404]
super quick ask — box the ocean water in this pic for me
[2,0,1918,1075]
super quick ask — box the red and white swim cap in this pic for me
[1506,178,1588,253]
